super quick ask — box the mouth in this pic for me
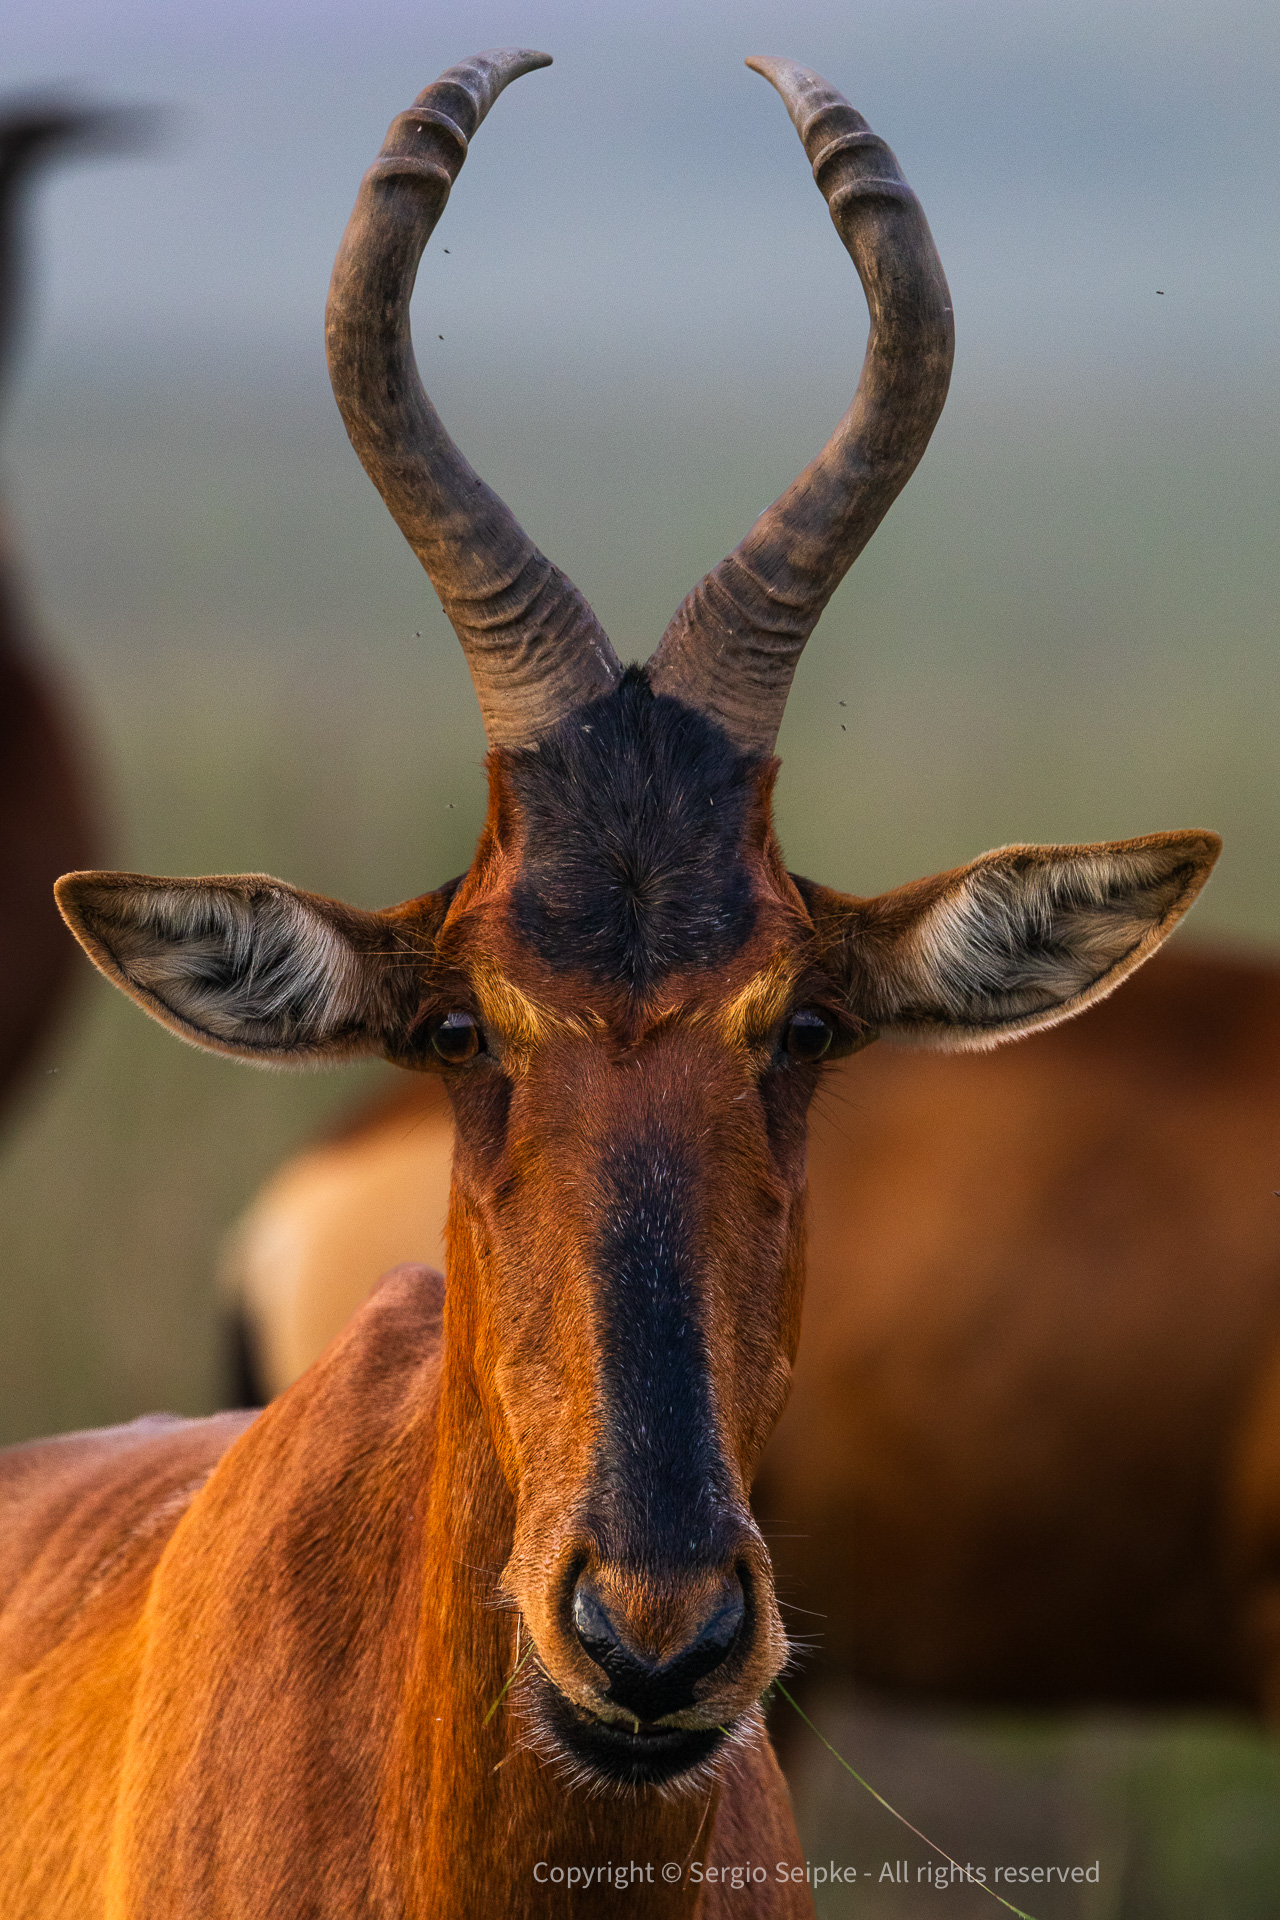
[536,1676,730,1787]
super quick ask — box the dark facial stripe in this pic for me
[506,668,760,995]
[586,1129,735,1570]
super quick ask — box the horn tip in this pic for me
[483,47,553,75]
[745,55,848,135]
[745,55,795,82]
[744,56,816,111]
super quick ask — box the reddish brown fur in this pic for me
[0,1268,810,1917]
[397,757,810,1713]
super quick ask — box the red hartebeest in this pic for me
[1,50,1218,1917]
[0,103,129,1106]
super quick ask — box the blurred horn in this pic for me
[0,99,158,410]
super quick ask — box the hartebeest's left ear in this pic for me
[55,871,441,1065]
[810,831,1220,1050]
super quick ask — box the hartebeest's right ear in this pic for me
[55,871,442,1065]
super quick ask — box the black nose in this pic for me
[571,1574,746,1721]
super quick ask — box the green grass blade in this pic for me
[483,1639,536,1727]
[773,1680,1039,1920]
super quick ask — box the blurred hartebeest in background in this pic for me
[0,101,147,1109]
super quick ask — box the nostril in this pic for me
[698,1582,745,1658]
[570,1573,748,1721]
[572,1583,623,1667]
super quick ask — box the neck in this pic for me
[386,1223,730,1918]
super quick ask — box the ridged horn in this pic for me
[646,58,955,755]
[325,50,622,748]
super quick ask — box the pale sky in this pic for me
[7,0,1278,378]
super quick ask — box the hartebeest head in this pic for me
[57,51,1217,1791]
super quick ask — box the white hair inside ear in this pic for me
[54,872,401,1064]
[853,832,1221,1050]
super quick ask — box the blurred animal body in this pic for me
[776,943,1280,1714]
[0,105,118,1105]
[0,49,1216,1916]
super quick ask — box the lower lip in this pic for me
[540,1682,729,1787]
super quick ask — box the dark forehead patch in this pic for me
[506,668,761,994]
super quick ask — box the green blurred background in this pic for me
[2,0,1279,1910]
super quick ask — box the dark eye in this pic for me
[430,1011,483,1064]
[783,1009,834,1063]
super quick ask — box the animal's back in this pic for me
[222,1077,452,1394]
